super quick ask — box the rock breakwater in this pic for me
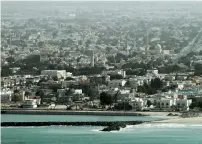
[1,121,145,127]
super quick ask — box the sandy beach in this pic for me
[152,117,202,124]
[138,111,202,124]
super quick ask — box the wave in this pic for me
[91,125,135,133]
[91,129,102,132]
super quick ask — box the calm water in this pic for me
[1,114,167,122]
[2,124,202,144]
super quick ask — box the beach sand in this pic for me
[137,112,202,124]
[151,117,202,124]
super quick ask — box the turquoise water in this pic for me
[2,115,201,144]
[1,114,167,122]
[2,124,202,144]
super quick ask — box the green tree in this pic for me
[38,41,45,48]
[110,74,123,80]
[114,102,132,111]
[52,76,58,81]
[85,39,91,47]
[100,92,113,106]
[147,100,152,107]
[12,93,21,102]
[137,82,157,95]
[194,64,202,76]
[12,90,21,102]
[151,78,163,90]
[189,98,202,109]
[25,91,31,96]
[52,31,58,39]
[36,90,45,103]
[86,87,99,101]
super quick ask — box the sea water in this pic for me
[1,114,167,122]
[2,124,202,144]
[1,115,202,144]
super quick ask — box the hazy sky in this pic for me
[2,0,202,1]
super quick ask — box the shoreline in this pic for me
[151,117,202,124]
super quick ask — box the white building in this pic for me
[164,75,176,81]
[156,98,192,111]
[156,99,173,109]
[41,70,67,79]
[21,100,38,108]
[177,83,184,90]
[108,80,127,87]
[147,69,158,75]
[104,70,126,78]
[163,50,170,55]
[74,89,82,94]
[131,97,147,111]
[175,99,192,111]
[66,72,73,78]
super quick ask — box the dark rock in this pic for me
[101,125,120,132]
[167,113,179,116]
[101,123,127,132]
[180,112,202,118]
[167,113,174,116]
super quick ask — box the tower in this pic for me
[9,33,12,47]
[133,37,136,50]
[91,49,94,67]
[40,29,44,41]
[90,44,95,67]
[145,29,149,55]
[103,53,107,67]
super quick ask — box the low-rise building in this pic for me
[41,70,67,79]
[21,99,38,108]
[1,89,13,103]
[156,98,192,111]
[108,80,127,88]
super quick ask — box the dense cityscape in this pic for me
[1,1,202,144]
[1,1,202,112]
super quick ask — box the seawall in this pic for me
[1,121,146,127]
[1,109,147,116]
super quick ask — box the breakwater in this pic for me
[1,109,147,116]
[1,121,146,127]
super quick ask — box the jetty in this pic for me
[1,109,147,116]
[1,121,146,127]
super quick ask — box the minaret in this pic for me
[9,32,12,47]
[118,39,120,48]
[126,42,130,56]
[145,30,149,55]
[103,53,106,67]
[40,30,44,41]
[91,49,94,67]
[133,37,136,50]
